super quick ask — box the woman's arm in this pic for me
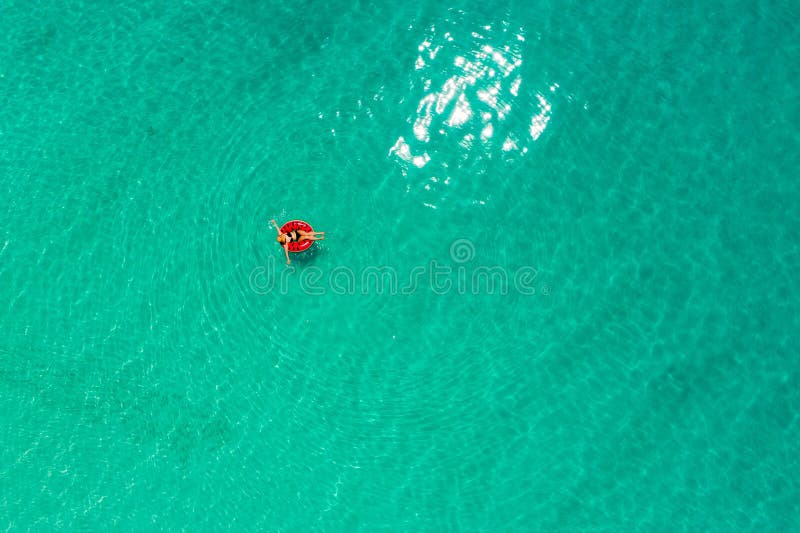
[283,244,291,265]
[270,219,281,234]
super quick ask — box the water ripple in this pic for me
[390,14,557,205]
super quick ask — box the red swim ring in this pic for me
[280,220,315,252]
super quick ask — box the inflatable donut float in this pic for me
[281,220,315,252]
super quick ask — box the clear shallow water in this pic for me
[1,0,799,530]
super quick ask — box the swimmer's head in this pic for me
[277,234,287,244]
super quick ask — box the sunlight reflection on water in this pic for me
[390,17,556,207]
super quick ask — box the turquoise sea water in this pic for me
[1,0,799,530]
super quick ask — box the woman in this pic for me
[270,219,325,265]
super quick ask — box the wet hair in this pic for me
[277,234,286,244]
